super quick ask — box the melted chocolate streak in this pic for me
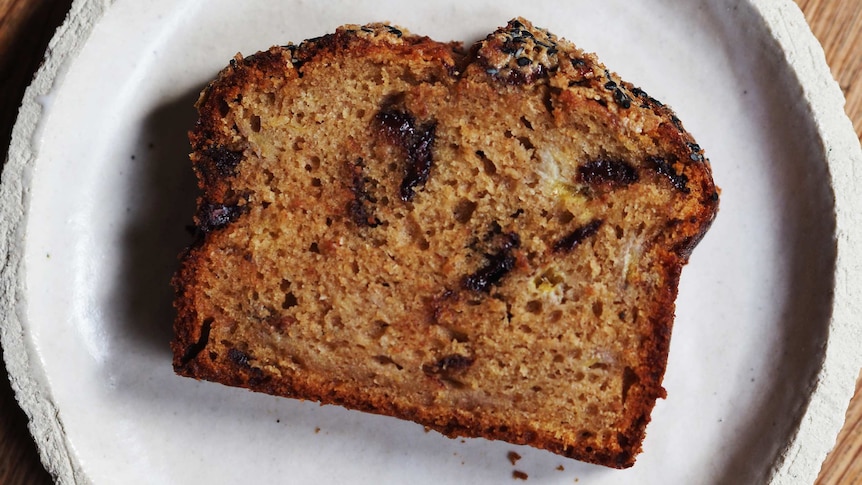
[464,232,521,292]
[554,219,603,253]
[348,159,381,227]
[179,319,212,366]
[578,159,639,187]
[375,110,437,202]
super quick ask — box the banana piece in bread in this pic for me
[172,18,719,468]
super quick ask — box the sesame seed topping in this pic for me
[385,25,403,37]
[613,89,632,109]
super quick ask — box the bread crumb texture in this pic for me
[172,18,718,469]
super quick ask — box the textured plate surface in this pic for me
[2,0,860,483]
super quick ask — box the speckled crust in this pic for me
[173,18,718,469]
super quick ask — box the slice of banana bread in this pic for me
[172,18,718,468]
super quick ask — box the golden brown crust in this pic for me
[172,18,718,469]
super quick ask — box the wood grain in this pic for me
[1,1,74,482]
[797,1,862,481]
[0,1,859,483]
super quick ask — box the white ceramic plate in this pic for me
[2,0,861,483]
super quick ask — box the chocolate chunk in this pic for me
[578,159,639,188]
[377,109,414,145]
[422,354,474,375]
[554,219,603,253]
[198,203,244,232]
[204,146,243,176]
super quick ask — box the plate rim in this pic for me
[0,1,116,483]
[746,1,862,482]
[1,0,859,483]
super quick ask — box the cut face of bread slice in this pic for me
[172,18,718,468]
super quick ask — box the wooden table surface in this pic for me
[1,0,860,483]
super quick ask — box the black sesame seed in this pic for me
[604,81,617,90]
[228,348,252,367]
[303,34,327,45]
[423,354,474,375]
[613,88,632,109]
[571,58,586,67]
[361,26,374,33]
[688,142,705,162]
[648,156,690,193]
[385,25,403,37]
[516,57,532,67]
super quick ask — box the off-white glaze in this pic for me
[1,0,859,484]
